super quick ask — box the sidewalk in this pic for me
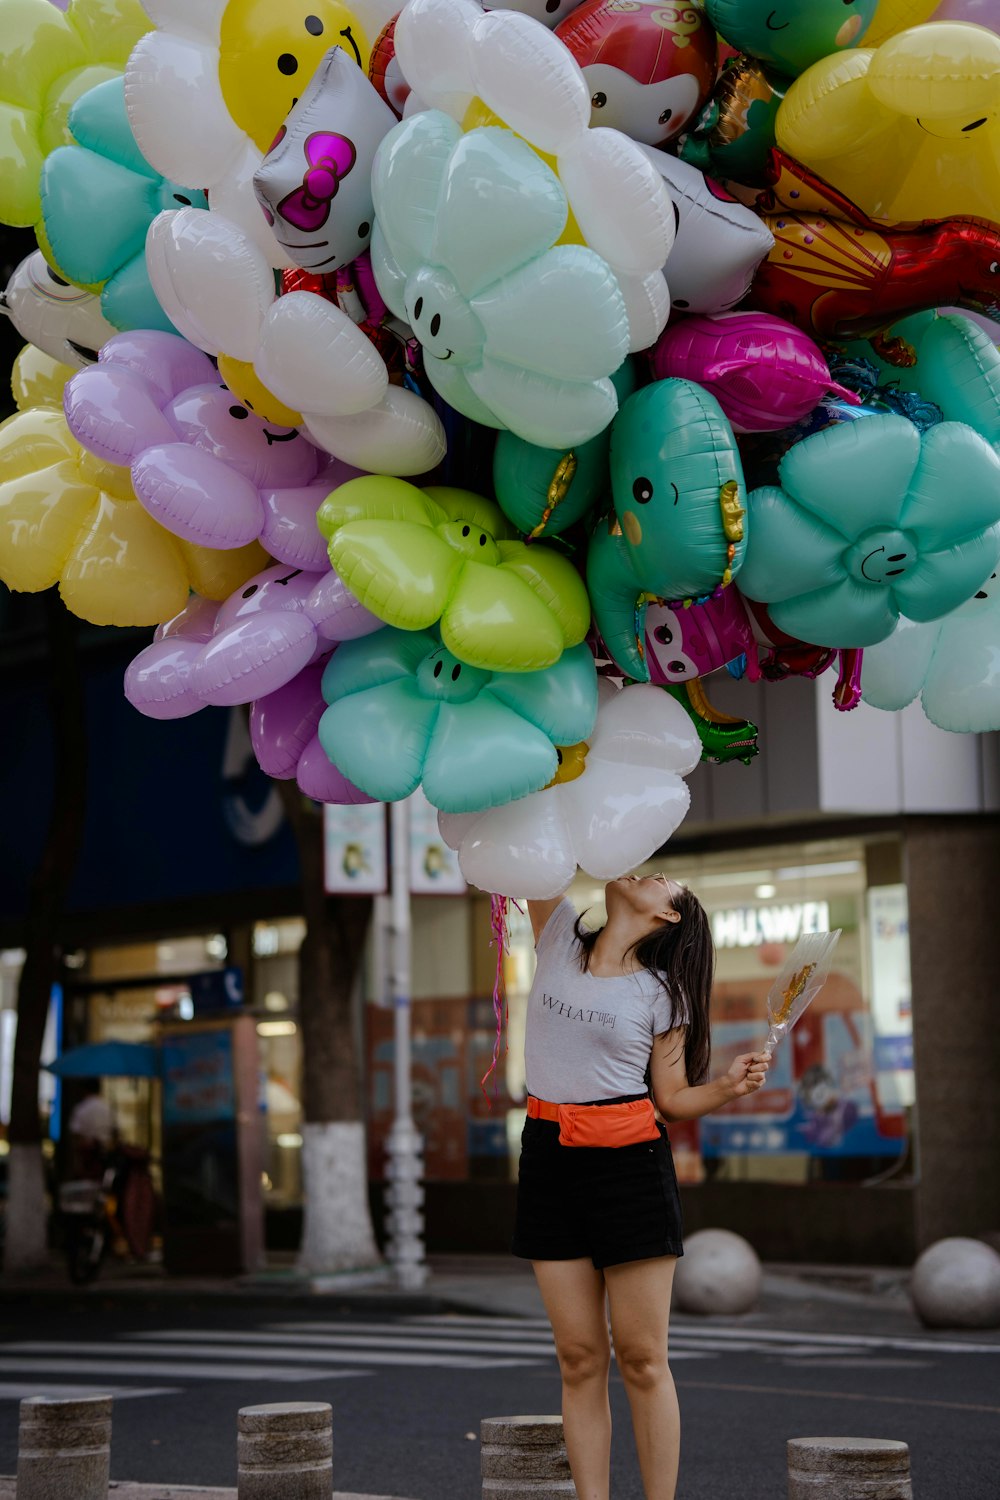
[2,1252,998,1344]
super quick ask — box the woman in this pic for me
[513,873,769,1500]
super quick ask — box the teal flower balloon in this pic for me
[739,415,1000,648]
[370,110,630,449]
[39,77,206,333]
[318,628,599,813]
[862,568,1000,733]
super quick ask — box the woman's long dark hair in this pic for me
[573,887,714,1085]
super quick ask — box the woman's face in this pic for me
[607,873,681,923]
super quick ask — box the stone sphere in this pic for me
[672,1228,762,1316]
[910,1237,1000,1329]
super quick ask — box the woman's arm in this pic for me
[649,1029,770,1122]
[527,894,569,946]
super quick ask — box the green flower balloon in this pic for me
[318,629,599,813]
[317,478,592,672]
[739,414,1000,648]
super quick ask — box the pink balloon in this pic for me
[651,311,860,432]
[124,563,382,715]
[64,331,337,553]
[251,665,374,803]
[932,0,1000,27]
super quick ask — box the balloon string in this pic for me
[481,893,520,1102]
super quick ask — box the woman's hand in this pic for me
[727,1052,771,1098]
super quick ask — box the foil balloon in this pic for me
[145,207,446,475]
[438,680,701,898]
[10,344,77,412]
[750,154,1000,344]
[932,0,1000,23]
[39,78,208,334]
[63,330,347,564]
[317,628,599,812]
[253,47,397,275]
[846,312,1000,445]
[680,55,787,185]
[367,12,411,115]
[391,0,676,305]
[866,0,941,45]
[650,310,860,432]
[862,570,1000,733]
[250,661,374,802]
[638,149,773,314]
[776,23,1000,223]
[124,562,382,716]
[492,360,637,539]
[0,0,148,226]
[662,679,760,764]
[317,478,592,671]
[372,111,631,446]
[0,404,266,626]
[1,251,117,368]
[702,0,877,76]
[642,589,758,684]
[490,0,587,29]
[587,378,748,680]
[738,415,1000,648]
[124,0,370,266]
[554,0,717,147]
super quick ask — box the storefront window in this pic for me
[502,836,913,1187]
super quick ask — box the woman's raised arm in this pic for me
[527,895,568,946]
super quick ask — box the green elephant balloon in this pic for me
[318,628,599,813]
[492,360,638,540]
[317,477,592,673]
[587,379,748,681]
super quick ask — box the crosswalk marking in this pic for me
[5,1340,541,1372]
[0,1358,370,1382]
[0,1384,180,1402]
[126,1329,554,1358]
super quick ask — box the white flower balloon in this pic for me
[438,681,701,898]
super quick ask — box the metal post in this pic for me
[383,798,427,1287]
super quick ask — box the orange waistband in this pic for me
[526,1096,561,1122]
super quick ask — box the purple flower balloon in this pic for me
[124,561,381,716]
[64,330,361,561]
[250,664,373,804]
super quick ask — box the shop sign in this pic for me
[323,804,388,894]
[711,901,830,949]
[867,883,915,1108]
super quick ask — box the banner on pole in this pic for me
[323,803,388,894]
[408,789,466,895]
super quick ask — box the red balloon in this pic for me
[749,152,1000,350]
[367,13,410,119]
[556,0,717,146]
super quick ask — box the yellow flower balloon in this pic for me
[10,345,77,412]
[0,407,267,627]
[777,22,1000,222]
[865,0,940,48]
[0,0,148,227]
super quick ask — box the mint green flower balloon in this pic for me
[370,110,630,449]
[318,629,599,813]
[862,568,1000,733]
[39,78,206,333]
[739,414,1000,648]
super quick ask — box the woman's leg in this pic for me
[532,1257,612,1500]
[604,1256,680,1500]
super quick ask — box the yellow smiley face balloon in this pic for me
[218,0,370,153]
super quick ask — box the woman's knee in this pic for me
[615,1343,669,1392]
[557,1336,611,1387]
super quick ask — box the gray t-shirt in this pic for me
[524,899,687,1105]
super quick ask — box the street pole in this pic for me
[383,797,428,1287]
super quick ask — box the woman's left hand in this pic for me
[727,1052,770,1098]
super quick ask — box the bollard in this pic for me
[481,1416,576,1500]
[16,1394,112,1500]
[787,1437,912,1499]
[237,1402,333,1500]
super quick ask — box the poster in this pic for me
[408,788,466,895]
[323,803,388,894]
[867,884,915,1109]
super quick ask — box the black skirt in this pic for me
[511,1116,684,1271]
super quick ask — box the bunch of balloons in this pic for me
[1,0,999,898]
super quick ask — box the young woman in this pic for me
[513,873,769,1500]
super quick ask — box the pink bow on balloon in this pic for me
[277,132,357,232]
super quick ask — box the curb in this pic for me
[0,1483,412,1500]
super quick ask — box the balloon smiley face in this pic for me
[218,0,370,152]
[557,0,718,146]
[167,386,314,489]
[404,270,485,367]
[704,0,877,76]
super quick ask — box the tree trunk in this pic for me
[275,779,381,1274]
[5,596,87,1272]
